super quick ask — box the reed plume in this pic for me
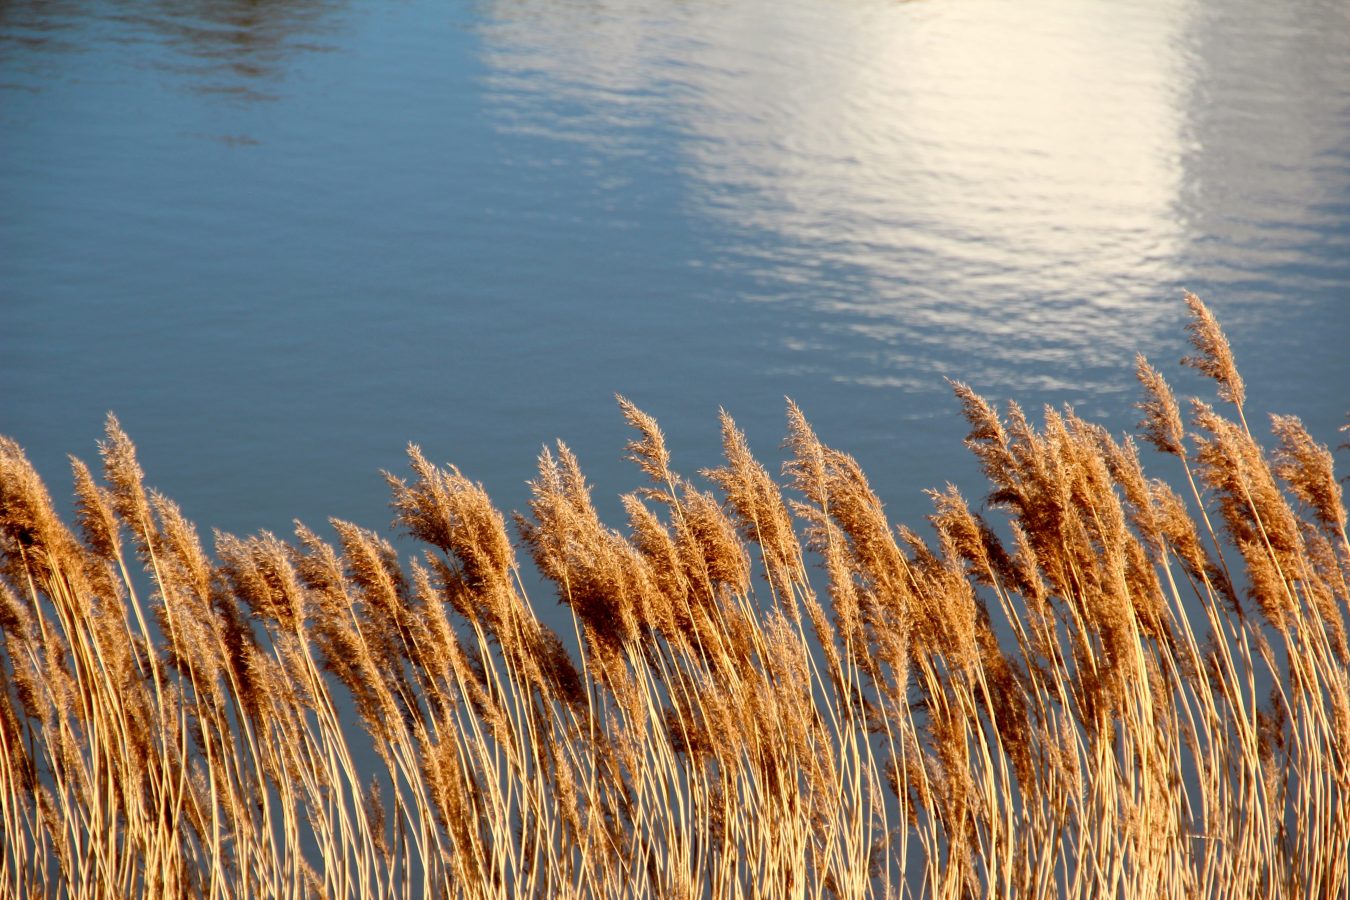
[1,295,1347,898]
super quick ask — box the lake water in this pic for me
[3,0,1348,567]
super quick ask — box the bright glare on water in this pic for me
[2,0,1348,543]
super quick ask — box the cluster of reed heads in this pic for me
[2,295,1348,899]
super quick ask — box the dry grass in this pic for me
[1,296,1347,899]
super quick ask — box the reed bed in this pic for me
[1,295,1347,899]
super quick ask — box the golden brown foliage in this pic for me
[1,296,1347,899]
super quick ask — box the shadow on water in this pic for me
[0,0,344,101]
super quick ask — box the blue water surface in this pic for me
[3,0,1348,565]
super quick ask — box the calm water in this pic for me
[3,0,1348,558]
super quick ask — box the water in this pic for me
[3,0,1348,565]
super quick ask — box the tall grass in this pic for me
[2,295,1347,899]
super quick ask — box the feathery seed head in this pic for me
[618,395,673,489]
[386,445,516,595]
[1271,414,1345,535]
[99,415,157,550]
[1135,354,1186,457]
[1181,292,1246,408]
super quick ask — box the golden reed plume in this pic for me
[1,295,1347,899]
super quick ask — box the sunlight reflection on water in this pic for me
[2,0,1347,541]
[478,0,1348,392]
[478,0,1199,378]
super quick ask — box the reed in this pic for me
[1,296,1346,898]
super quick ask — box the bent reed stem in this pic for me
[1,295,1347,898]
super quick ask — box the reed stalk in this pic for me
[1,295,1346,898]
